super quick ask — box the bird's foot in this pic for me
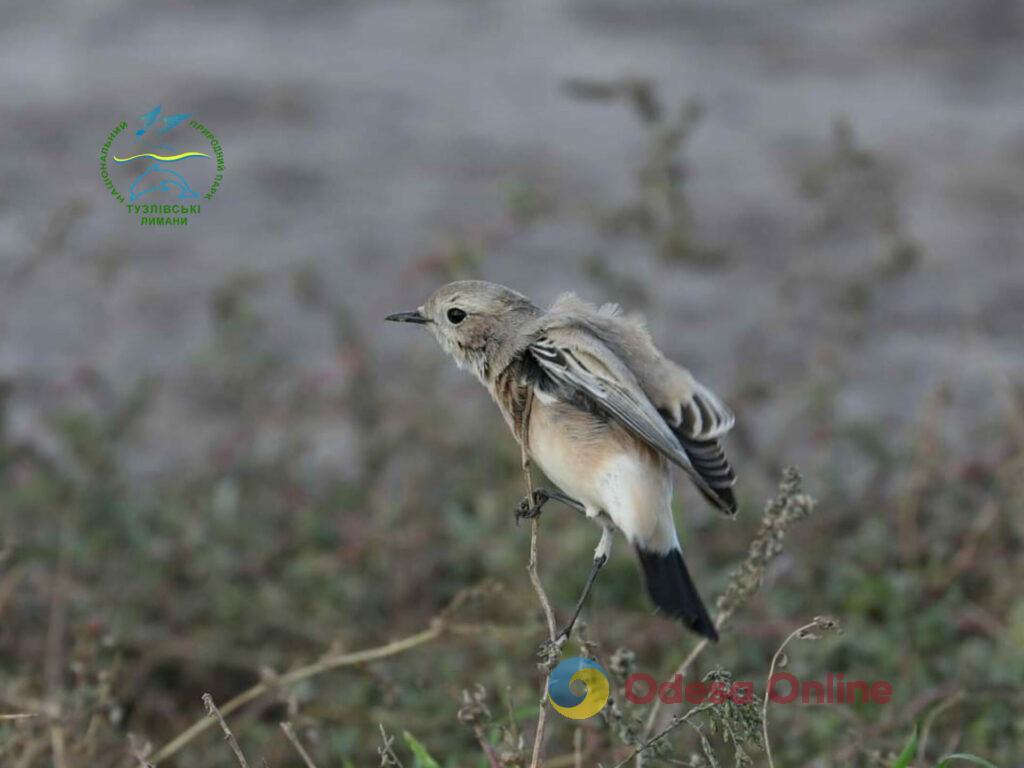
[515,488,586,526]
[537,633,569,670]
[515,489,551,526]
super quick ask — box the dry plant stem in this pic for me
[203,693,250,768]
[527,506,557,641]
[378,724,406,767]
[640,607,730,746]
[152,622,445,764]
[762,621,818,768]
[520,388,560,768]
[0,713,38,721]
[528,511,556,768]
[280,722,320,768]
[615,709,706,768]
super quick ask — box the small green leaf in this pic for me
[403,730,442,768]
[935,754,999,768]
[891,724,919,768]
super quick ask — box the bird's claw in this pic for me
[515,489,550,526]
[538,634,569,669]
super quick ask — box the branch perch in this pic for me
[520,387,563,768]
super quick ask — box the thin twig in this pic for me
[762,620,834,768]
[152,584,496,765]
[528,514,556,768]
[377,724,406,767]
[519,388,561,768]
[280,722,320,768]
[152,621,445,764]
[203,693,250,768]
[615,707,709,768]
[0,713,39,721]
[527,514,557,642]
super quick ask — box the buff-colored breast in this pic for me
[526,393,678,553]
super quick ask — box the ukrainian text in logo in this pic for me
[99,105,225,227]
[548,657,610,720]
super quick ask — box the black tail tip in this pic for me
[637,547,719,642]
[687,609,719,643]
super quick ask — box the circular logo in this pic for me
[548,657,610,720]
[99,105,225,227]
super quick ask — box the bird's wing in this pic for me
[539,294,738,513]
[542,293,735,439]
[527,328,733,515]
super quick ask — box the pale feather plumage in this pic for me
[521,293,737,514]
[391,280,735,640]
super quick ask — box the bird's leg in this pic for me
[514,488,586,526]
[555,526,613,643]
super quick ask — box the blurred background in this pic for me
[1,0,1023,765]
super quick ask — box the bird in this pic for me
[386,281,737,641]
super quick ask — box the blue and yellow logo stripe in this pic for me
[548,657,610,720]
[112,151,210,163]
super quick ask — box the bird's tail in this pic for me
[636,547,718,641]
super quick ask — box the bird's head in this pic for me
[386,280,538,380]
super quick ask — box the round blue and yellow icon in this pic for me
[548,657,610,719]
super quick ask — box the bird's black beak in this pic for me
[385,310,429,325]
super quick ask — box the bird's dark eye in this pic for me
[446,307,467,324]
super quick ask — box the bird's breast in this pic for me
[527,397,676,549]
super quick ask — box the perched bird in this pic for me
[387,281,736,641]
